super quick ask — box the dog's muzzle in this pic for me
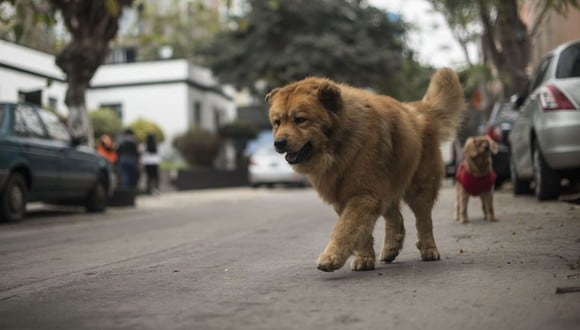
[274,141,313,164]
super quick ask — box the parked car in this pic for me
[484,101,520,188]
[440,140,456,177]
[0,103,112,221]
[248,145,308,188]
[509,39,580,200]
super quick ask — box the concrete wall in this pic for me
[0,39,67,110]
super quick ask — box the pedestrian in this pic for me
[116,129,140,189]
[141,133,161,195]
[96,134,117,164]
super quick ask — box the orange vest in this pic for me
[97,145,118,164]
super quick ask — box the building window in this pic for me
[192,101,202,127]
[105,47,137,64]
[100,103,123,119]
[48,97,58,112]
[213,107,222,130]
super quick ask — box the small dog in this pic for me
[454,136,498,223]
[265,68,465,272]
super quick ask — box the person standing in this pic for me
[116,129,140,189]
[141,133,161,195]
[96,134,117,165]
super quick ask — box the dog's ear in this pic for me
[463,138,478,158]
[486,136,498,154]
[265,88,280,105]
[317,81,342,113]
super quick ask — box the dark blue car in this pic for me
[0,103,112,221]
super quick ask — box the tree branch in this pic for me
[528,1,551,38]
[477,0,503,68]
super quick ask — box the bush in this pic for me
[127,118,165,144]
[90,108,122,140]
[218,120,259,140]
[173,129,221,168]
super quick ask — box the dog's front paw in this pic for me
[416,241,440,261]
[458,217,469,224]
[379,248,400,263]
[316,252,347,272]
[350,255,375,271]
[420,247,441,261]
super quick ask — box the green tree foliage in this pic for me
[90,108,123,140]
[388,53,436,101]
[127,118,165,144]
[200,0,406,94]
[131,0,223,61]
[218,120,258,141]
[0,0,60,54]
[172,129,221,168]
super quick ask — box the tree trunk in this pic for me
[56,40,105,146]
[478,0,531,97]
[51,0,133,146]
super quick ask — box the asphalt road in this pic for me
[0,182,579,330]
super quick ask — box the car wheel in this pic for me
[533,143,560,200]
[0,173,27,222]
[85,180,107,213]
[510,153,532,195]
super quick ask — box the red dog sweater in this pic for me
[455,161,497,196]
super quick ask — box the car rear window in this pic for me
[556,43,580,78]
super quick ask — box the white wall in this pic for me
[0,39,67,111]
[89,59,236,141]
[87,83,189,142]
[92,59,189,85]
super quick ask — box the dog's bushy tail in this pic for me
[421,68,465,142]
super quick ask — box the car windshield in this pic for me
[556,43,580,78]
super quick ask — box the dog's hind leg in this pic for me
[480,190,497,221]
[405,188,441,261]
[379,201,406,263]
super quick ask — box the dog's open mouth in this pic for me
[285,142,313,164]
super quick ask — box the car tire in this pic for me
[510,153,532,195]
[85,179,107,213]
[0,173,27,222]
[533,143,560,200]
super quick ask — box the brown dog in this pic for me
[454,136,498,224]
[266,68,464,272]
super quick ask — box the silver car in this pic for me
[248,145,308,188]
[509,39,580,200]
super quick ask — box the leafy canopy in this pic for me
[200,0,406,94]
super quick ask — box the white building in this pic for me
[0,39,237,166]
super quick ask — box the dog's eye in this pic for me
[273,119,281,127]
[294,117,307,125]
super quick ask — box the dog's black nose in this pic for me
[274,138,287,150]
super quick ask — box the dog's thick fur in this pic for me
[266,68,465,272]
[455,136,498,224]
